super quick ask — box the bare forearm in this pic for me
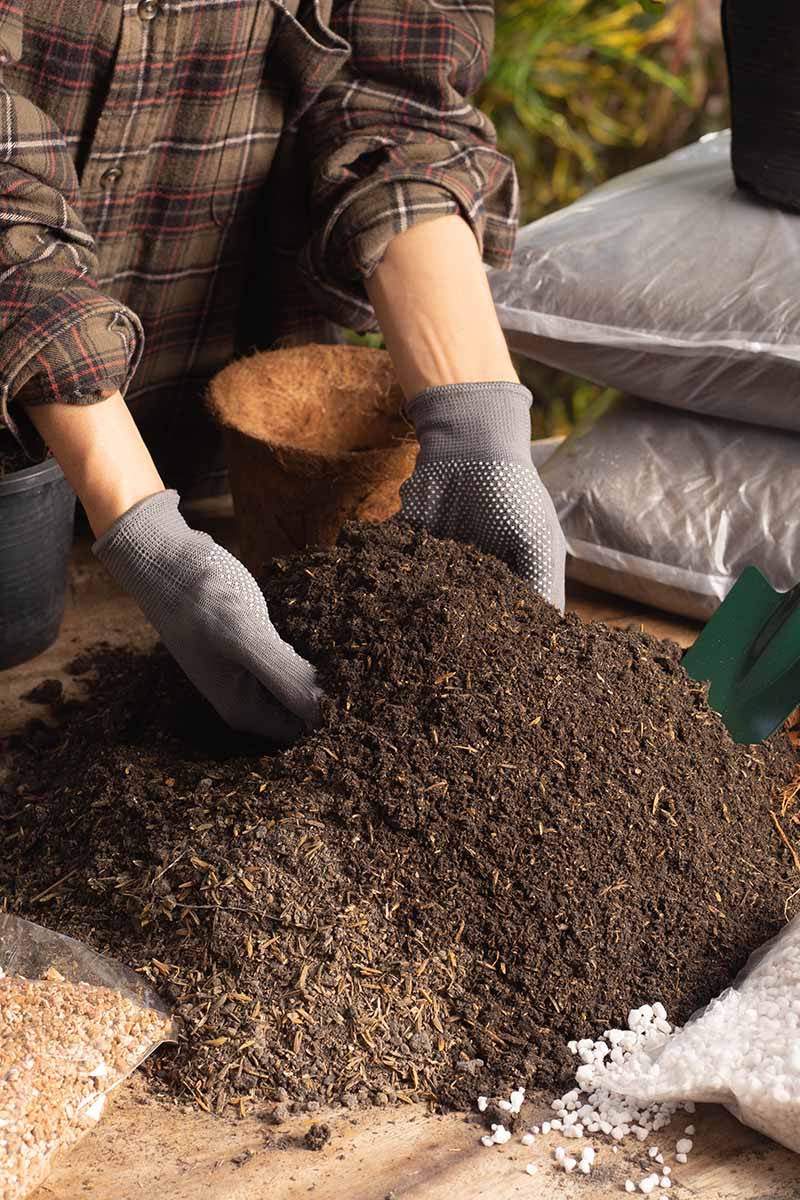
[365,214,517,398]
[27,392,164,537]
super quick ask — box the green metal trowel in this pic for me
[682,567,800,745]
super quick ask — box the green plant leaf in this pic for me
[486,0,726,435]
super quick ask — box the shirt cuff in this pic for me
[0,286,144,460]
[301,156,519,333]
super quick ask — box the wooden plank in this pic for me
[0,543,154,739]
[567,583,701,650]
[37,1081,800,1200]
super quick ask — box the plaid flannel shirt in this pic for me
[0,0,517,487]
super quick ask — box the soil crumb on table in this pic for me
[304,1122,331,1151]
[21,678,64,706]
[1,521,797,1116]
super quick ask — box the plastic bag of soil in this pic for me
[596,913,800,1155]
[540,397,800,620]
[0,913,175,1200]
[490,131,800,433]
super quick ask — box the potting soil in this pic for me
[1,521,798,1115]
[0,431,31,477]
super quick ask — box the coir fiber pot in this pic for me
[0,456,76,669]
[723,0,800,212]
[208,345,418,574]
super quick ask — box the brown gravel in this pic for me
[0,970,171,1200]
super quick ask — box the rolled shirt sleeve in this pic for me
[0,4,142,455]
[299,0,519,331]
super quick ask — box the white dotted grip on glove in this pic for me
[400,382,566,611]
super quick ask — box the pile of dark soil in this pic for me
[0,429,32,477]
[1,521,798,1117]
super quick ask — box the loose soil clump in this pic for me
[1,521,798,1116]
[304,1122,331,1151]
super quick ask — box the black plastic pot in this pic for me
[0,457,76,669]
[723,0,800,212]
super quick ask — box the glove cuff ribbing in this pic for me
[92,489,191,606]
[406,381,534,466]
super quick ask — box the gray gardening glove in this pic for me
[400,381,566,610]
[93,489,321,741]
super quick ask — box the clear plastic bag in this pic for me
[0,913,176,1200]
[599,916,800,1154]
[490,131,800,433]
[540,397,800,620]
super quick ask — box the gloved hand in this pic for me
[93,489,320,741]
[400,381,566,610]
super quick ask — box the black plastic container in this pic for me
[723,0,800,212]
[0,457,76,669]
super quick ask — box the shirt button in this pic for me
[137,0,160,19]
[99,166,123,188]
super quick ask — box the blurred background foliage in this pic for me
[482,0,728,436]
[481,0,726,224]
[350,0,728,437]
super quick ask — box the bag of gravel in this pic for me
[596,915,800,1154]
[540,397,800,620]
[0,913,175,1200]
[490,131,800,433]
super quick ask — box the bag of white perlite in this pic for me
[596,914,800,1155]
[539,397,800,621]
[0,913,174,1200]
[489,131,800,435]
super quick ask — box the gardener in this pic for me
[0,0,565,740]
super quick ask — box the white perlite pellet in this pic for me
[476,1087,528,1148]
[549,1140,599,1175]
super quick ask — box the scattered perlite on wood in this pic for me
[476,1003,698,1187]
[551,1004,696,1144]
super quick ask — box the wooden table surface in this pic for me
[38,1078,800,1200]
